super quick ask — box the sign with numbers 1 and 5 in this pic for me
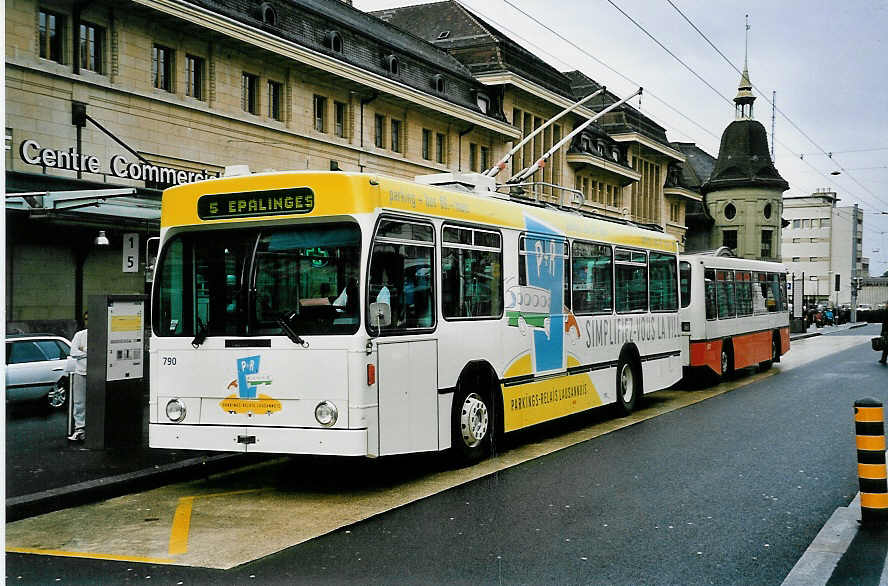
[122,232,139,273]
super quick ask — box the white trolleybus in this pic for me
[678,253,790,379]
[149,169,684,463]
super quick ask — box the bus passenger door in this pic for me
[376,339,439,455]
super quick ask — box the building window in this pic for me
[722,229,738,250]
[792,257,800,262]
[334,101,346,138]
[185,55,204,100]
[152,44,174,92]
[792,219,800,229]
[267,81,283,121]
[422,129,431,160]
[241,73,259,114]
[324,30,343,53]
[480,146,490,172]
[802,219,811,228]
[724,202,736,220]
[390,118,401,153]
[476,92,490,114]
[435,133,445,164]
[374,114,384,148]
[432,74,446,94]
[469,143,478,172]
[761,230,772,258]
[261,3,277,25]
[313,95,327,132]
[79,22,104,73]
[385,55,400,76]
[39,10,64,63]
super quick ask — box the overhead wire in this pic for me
[662,0,888,210]
[493,0,722,144]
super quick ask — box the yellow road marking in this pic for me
[168,497,194,555]
[168,489,263,555]
[6,547,175,565]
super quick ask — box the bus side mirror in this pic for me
[369,303,391,328]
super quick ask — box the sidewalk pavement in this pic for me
[785,321,888,585]
[5,401,257,522]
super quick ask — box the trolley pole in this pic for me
[854,397,888,527]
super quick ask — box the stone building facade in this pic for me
[6,0,699,332]
[5,0,517,333]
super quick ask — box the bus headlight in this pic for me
[166,399,187,423]
[314,401,338,427]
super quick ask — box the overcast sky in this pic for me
[353,0,888,276]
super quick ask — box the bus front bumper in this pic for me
[149,423,369,456]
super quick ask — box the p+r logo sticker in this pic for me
[219,355,282,415]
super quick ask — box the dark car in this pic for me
[5,334,71,409]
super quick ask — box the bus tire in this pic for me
[758,333,779,371]
[450,386,492,466]
[720,341,734,379]
[615,355,640,416]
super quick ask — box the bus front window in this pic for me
[153,223,361,338]
[253,224,361,335]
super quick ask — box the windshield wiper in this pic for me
[278,311,308,347]
[191,316,208,348]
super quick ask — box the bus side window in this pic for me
[368,219,435,332]
[679,261,691,309]
[704,268,717,320]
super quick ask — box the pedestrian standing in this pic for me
[68,312,88,441]
[879,302,888,365]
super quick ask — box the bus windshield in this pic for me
[154,223,361,337]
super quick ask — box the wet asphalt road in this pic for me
[7,324,886,585]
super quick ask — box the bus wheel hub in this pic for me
[460,393,489,447]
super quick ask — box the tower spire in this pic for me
[735,14,755,120]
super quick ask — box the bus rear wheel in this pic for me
[451,388,492,465]
[615,357,639,415]
[720,342,734,379]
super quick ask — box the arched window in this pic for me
[763,202,772,219]
[384,54,400,76]
[324,30,343,53]
[260,3,277,26]
[431,74,446,94]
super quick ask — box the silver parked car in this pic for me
[5,334,71,409]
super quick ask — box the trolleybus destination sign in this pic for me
[197,187,315,219]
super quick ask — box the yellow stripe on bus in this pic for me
[160,172,679,253]
[502,372,603,432]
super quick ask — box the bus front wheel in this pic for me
[615,357,639,415]
[451,388,492,465]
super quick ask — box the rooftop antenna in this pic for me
[483,88,605,178]
[508,88,642,184]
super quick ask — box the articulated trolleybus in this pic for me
[149,169,684,462]
[678,254,790,379]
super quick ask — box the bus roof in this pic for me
[681,253,788,273]
[161,171,679,252]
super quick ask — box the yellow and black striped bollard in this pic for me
[854,397,888,527]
